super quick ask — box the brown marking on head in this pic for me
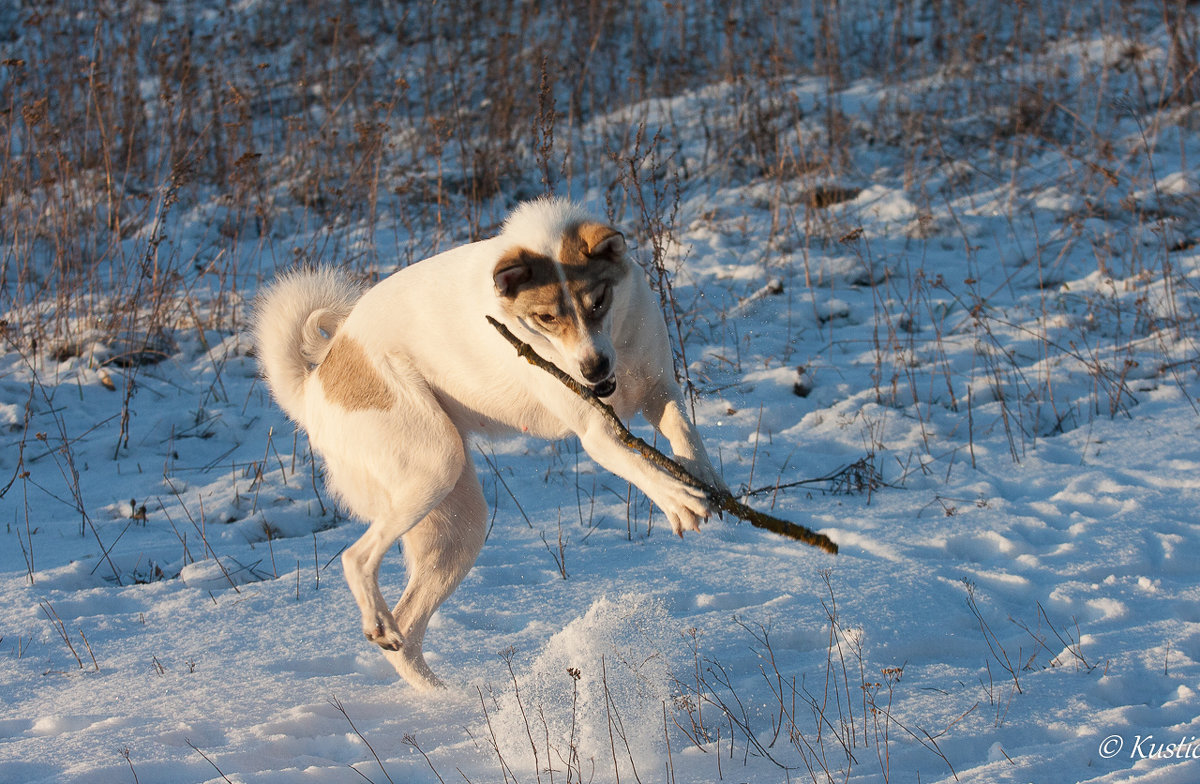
[559,221,628,308]
[493,248,562,302]
[317,335,394,410]
[561,221,628,265]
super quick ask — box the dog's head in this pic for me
[493,204,629,398]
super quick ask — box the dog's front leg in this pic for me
[642,381,728,495]
[575,412,713,536]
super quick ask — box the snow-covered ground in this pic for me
[4,2,1200,782]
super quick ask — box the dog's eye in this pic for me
[589,286,611,318]
[535,312,557,325]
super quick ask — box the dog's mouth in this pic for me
[591,376,617,398]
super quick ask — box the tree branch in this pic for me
[487,316,838,554]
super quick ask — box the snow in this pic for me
[4,2,1200,782]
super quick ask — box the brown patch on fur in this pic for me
[559,223,629,305]
[493,248,562,302]
[559,222,627,268]
[318,336,394,410]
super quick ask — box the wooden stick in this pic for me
[487,316,838,554]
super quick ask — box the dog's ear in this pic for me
[580,224,627,259]
[493,256,532,298]
[493,261,530,298]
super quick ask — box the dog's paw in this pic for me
[656,479,712,537]
[667,509,703,537]
[365,617,405,651]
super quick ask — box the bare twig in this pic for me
[744,456,889,498]
[185,740,235,784]
[330,696,395,784]
[403,735,447,784]
[120,747,140,784]
[487,316,838,554]
[38,600,83,669]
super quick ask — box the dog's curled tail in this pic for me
[252,267,364,424]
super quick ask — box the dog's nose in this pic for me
[580,354,612,384]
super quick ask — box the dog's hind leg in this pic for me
[342,519,415,653]
[333,405,466,661]
[383,456,488,691]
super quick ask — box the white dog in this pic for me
[253,198,724,690]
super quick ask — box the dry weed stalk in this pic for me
[330,696,396,784]
[672,572,963,781]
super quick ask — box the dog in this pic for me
[253,198,724,690]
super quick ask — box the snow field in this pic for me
[4,2,1200,782]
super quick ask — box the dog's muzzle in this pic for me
[591,376,617,398]
[581,354,615,398]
